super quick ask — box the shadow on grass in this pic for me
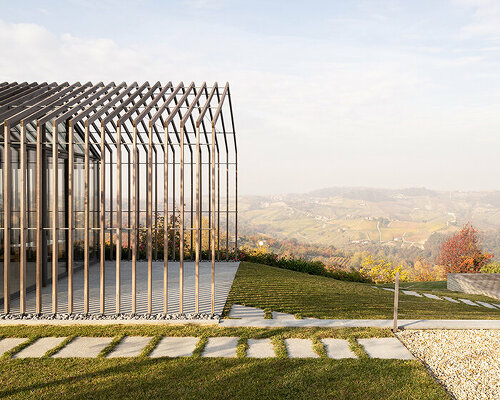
[0,358,449,400]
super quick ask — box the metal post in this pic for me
[51,120,58,313]
[35,123,43,314]
[164,128,169,313]
[211,125,216,314]
[393,270,399,332]
[217,152,220,261]
[154,150,158,261]
[19,123,26,313]
[131,125,137,314]
[116,126,122,314]
[172,153,176,261]
[228,88,238,253]
[3,122,10,314]
[226,153,229,261]
[84,124,90,314]
[100,125,106,314]
[179,124,184,314]
[190,151,194,261]
[67,122,74,314]
[195,124,200,313]
[147,125,153,314]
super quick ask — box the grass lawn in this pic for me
[0,325,449,400]
[223,262,500,319]
[378,281,449,291]
[0,358,449,400]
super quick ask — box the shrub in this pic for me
[360,255,409,284]
[480,261,500,273]
[409,258,446,281]
[237,246,371,283]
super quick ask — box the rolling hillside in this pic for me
[239,187,500,257]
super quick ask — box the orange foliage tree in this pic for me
[437,223,492,273]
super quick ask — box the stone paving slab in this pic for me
[13,337,66,358]
[459,299,479,306]
[150,337,199,358]
[107,336,152,358]
[284,338,318,358]
[442,296,460,303]
[357,338,414,359]
[475,301,498,309]
[423,293,443,300]
[229,305,264,319]
[202,337,238,358]
[320,338,357,359]
[272,311,296,320]
[0,338,27,356]
[381,288,395,292]
[52,337,113,358]
[402,290,422,297]
[247,339,275,358]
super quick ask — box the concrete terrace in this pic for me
[4,261,240,316]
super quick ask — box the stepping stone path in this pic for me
[107,336,152,358]
[442,296,460,303]
[285,338,318,358]
[0,336,426,360]
[459,299,479,306]
[13,337,66,358]
[402,290,422,297]
[423,293,443,300]
[52,337,113,358]
[246,339,275,358]
[357,338,414,360]
[475,301,497,309]
[321,338,357,359]
[371,287,499,310]
[150,337,199,358]
[0,338,27,356]
[202,337,238,358]
[229,304,265,319]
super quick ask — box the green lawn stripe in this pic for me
[43,335,76,358]
[98,334,125,358]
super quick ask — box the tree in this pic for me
[437,223,492,273]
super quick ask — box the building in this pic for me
[0,81,237,315]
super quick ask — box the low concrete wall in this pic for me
[447,273,500,300]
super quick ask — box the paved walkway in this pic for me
[222,304,500,329]
[0,335,414,359]
[1,302,499,328]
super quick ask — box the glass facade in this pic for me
[0,123,99,304]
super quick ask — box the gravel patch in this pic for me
[397,329,500,400]
[0,313,219,321]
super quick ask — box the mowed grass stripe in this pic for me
[224,262,500,319]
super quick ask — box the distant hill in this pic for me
[238,187,500,260]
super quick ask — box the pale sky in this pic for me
[2,0,500,195]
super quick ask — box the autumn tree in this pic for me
[437,223,492,273]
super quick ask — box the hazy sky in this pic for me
[2,0,500,194]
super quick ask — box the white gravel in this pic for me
[397,329,500,400]
[0,313,219,321]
